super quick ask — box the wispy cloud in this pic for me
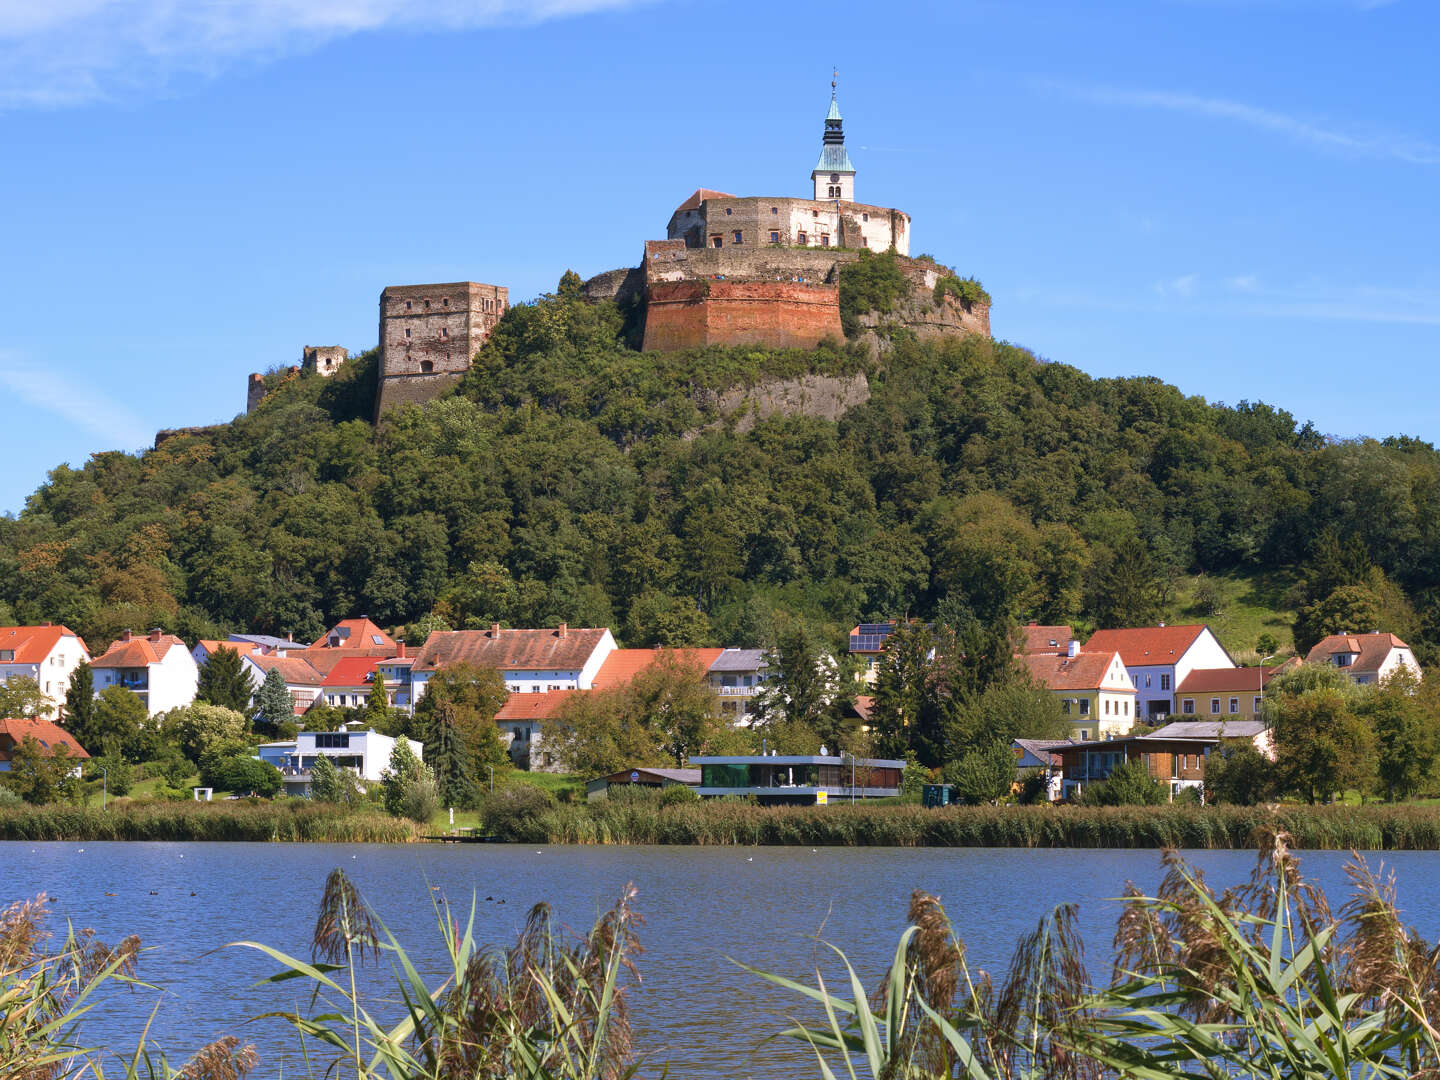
[1043,80,1440,165]
[0,355,153,449]
[1155,273,1199,298]
[0,0,654,109]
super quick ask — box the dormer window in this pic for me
[1335,652,1356,667]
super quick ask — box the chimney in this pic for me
[396,640,406,659]
[1067,639,1080,658]
[120,629,132,642]
[149,628,163,643]
[287,631,294,642]
[490,623,501,638]
[557,622,568,638]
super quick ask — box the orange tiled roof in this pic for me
[311,619,396,651]
[495,690,581,722]
[0,625,85,665]
[196,640,261,659]
[1177,666,1279,694]
[591,648,725,691]
[1020,624,1074,655]
[0,717,89,760]
[673,188,736,214]
[1020,651,1134,693]
[1083,625,1212,666]
[91,633,186,669]
[249,655,326,685]
[414,627,610,674]
[321,656,382,688]
[1305,632,1412,675]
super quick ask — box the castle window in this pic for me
[797,231,807,245]
[769,231,780,243]
[420,360,434,373]
[862,213,869,221]
[441,328,448,338]
[732,230,742,244]
[710,235,723,248]
[424,300,430,310]
[405,329,411,338]
[405,301,412,311]
[821,234,830,247]
[724,207,732,216]
[771,206,778,214]
[443,298,449,307]
[812,210,819,218]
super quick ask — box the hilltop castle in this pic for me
[245,81,987,421]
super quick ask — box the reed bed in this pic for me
[516,800,1440,850]
[0,801,419,843]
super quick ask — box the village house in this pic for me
[1304,632,1422,686]
[1019,642,1138,741]
[1083,624,1234,720]
[311,617,397,654]
[706,648,770,723]
[410,624,617,702]
[0,716,89,772]
[0,624,90,717]
[1054,719,1272,801]
[1012,737,1073,801]
[242,654,326,716]
[1175,666,1281,720]
[90,629,199,716]
[847,622,897,684]
[190,639,263,667]
[375,650,415,711]
[586,767,700,800]
[319,656,384,709]
[256,726,422,797]
[1019,623,1075,656]
[492,689,580,770]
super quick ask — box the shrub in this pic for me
[1080,761,1168,806]
[481,784,558,843]
[87,757,132,797]
[399,769,440,824]
[215,756,282,798]
[658,783,699,807]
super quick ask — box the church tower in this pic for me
[811,73,855,202]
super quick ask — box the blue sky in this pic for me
[1,0,1436,513]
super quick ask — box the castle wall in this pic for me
[668,196,908,256]
[302,346,347,377]
[247,373,267,414]
[642,280,843,352]
[376,281,507,417]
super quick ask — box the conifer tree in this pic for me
[255,667,294,736]
[196,646,253,713]
[361,677,391,730]
[63,661,96,748]
[427,699,476,809]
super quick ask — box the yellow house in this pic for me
[1020,646,1138,741]
[1174,666,1279,721]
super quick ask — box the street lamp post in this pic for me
[100,766,107,811]
[486,765,494,795]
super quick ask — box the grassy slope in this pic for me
[1171,566,1300,663]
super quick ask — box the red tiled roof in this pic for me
[196,640,261,659]
[1020,624,1074,655]
[414,627,611,674]
[0,626,85,665]
[592,648,725,691]
[1083,625,1211,666]
[1177,666,1279,694]
[1020,651,1134,693]
[321,656,382,688]
[0,717,89,761]
[495,690,581,722]
[673,188,736,214]
[91,633,187,669]
[311,619,396,651]
[1305,633,1412,675]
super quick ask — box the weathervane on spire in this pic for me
[831,68,838,99]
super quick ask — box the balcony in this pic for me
[715,685,760,697]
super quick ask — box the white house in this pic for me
[410,624,617,704]
[241,655,326,716]
[1304,632,1423,686]
[1083,625,1234,720]
[705,648,770,724]
[90,629,198,716]
[0,625,91,717]
[256,726,423,797]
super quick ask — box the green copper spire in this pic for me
[815,69,854,174]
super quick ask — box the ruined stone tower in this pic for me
[375,281,507,418]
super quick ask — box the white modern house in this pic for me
[0,625,91,716]
[256,726,423,797]
[1083,625,1234,720]
[90,629,199,716]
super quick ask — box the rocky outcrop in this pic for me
[691,371,870,434]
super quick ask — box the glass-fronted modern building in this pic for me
[691,754,904,804]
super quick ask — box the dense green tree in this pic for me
[426,699,477,809]
[160,703,249,765]
[1270,673,1375,804]
[0,677,48,720]
[944,740,1016,805]
[379,737,436,821]
[309,754,362,803]
[411,663,509,779]
[91,687,149,763]
[1363,668,1435,801]
[62,662,96,748]
[255,667,294,736]
[866,623,934,758]
[1202,740,1276,806]
[195,646,253,712]
[361,678,391,730]
[217,755,282,797]
[2,738,80,804]
[752,622,850,751]
[1082,760,1168,806]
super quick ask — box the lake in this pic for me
[6,843,1440,1078]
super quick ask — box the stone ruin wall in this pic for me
[375,282,508,419]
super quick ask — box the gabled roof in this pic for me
[1177,666,1278,694]
[1013,738,1074,766]
[248,655,326,686]
[0,626,85,666]
[321,656,382,689]
[495,690,581,722]
[672,188,736,215]
[0,717,89,760]
[1020,651,1133,693]
[1305,632,1412,674]
[311,619,396,651]
[708,648,768,673]
[230,633,307,652]
[592,648,724,690]
[91,633,187,670]
[196,640,262,660]
[1020,624,1074,656]
[1147,720,1268,741]
[413,627,610,674]
[1083,625,1216,667]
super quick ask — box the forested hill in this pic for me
[3,281,1438,665]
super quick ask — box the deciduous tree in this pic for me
[196,646,253,713]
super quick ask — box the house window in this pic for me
[1182,699,1195,715]
[711,235,723,248]
[769,231,780,243]
[821,235,830,247]
[1145,675,1151,687]
[733,230,743,244]
[1079,699,1090,715]
[1229,698,1239,714]
[1172,755,1180,778]
[1254,696,1263,713]
[862,212,869,221]
[440,328,448,338]
[812,209,819,218]
[797,231,807,245]
[1161,674,1171,690]
[1210,698,1221,714]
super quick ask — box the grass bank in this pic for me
[0,801,419,843]
[500,800,1440,850]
